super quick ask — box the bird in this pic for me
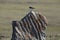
[29,6,35,9]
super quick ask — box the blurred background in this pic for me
[0,0,60,40]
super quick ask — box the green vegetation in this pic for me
[0,0,60,40]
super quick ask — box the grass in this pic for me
[0,1,60,40]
